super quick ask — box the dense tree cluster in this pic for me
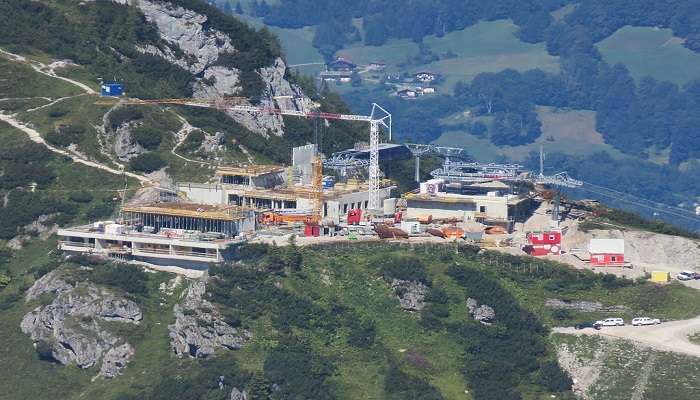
[564,0,700,52]
[262,0,564,58]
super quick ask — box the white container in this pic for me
[419,182,428,194]
[104,223,125,235]
[400,221,421,234]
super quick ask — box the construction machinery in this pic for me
[268,154,325,226]
[97,96,392,214]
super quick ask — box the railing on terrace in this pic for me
[58,241,95,249]
[134,247,218,260]
[63,227,232,244]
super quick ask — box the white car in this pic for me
[677,271,697,281]
[595,318,625,327]
[632,317,661,326]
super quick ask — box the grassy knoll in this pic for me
[0,56,83,100]
[597,26,700,85]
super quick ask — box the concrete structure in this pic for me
[589,238,625,266]
[58,203,255,269]
[404,191,532,225]
[216,165,285,188]
[292,144,317,185]
[320,70,352,82]
[178,161,396,225]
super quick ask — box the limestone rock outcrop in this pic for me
[116,0,313,137]
[466,297,495,325]
[169,281,250,358]
[20,271,142,378]
[391,279,428,311]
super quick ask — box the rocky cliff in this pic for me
[169,281,251,358]
[20,270,142,378]
[115,0,314,137]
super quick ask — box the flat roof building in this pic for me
[404,183,533,228]
[57,202,255,269]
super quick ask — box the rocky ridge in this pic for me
[169,281,251,358]
[20,270,142,378]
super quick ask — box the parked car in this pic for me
[677,270,696,281]
[575,321,602,330]
[632,317,661,326]
[595,318,625,326]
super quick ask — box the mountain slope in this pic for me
[0,0,369,185]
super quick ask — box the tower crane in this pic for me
[96,96,392,217]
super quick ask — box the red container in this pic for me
[347,209,362,225]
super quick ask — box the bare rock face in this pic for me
[230,387,248,400]
[130,0,235,75]
[169,281,250,358]
[24,270,72,302]
[193,66,241,98]
[391,279,428,311]
[100,343,136,379]
[112,122,145,161]
[20,272,142,378]
[545,298,629,313]
[466,297,495,325]
[116,0,313,137]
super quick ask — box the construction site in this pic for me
[55,96,699,279]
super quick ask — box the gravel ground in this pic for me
[554,317,700,357]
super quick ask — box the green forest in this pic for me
[5,238,700,399]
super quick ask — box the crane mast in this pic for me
[97,96,392,215]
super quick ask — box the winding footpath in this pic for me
[0,47,153,186]
[0,113,153,186]
[0,48,96,94]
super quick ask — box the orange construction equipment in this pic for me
[261,211,316,225]
[442,226,464,239]
[417,214,433,224]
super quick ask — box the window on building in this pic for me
[364,200,369,209]
[611,256,617,262]
[351,202,355,209]
[479,206,487,213]
[343,204,348,213]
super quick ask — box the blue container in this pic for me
[101,83,123,97]
[322,177,335,188]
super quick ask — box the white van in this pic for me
[595,318,624,327]
[632,317,661,326]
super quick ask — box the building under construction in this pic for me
[177,145,395,225]
[57,202,255,268]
